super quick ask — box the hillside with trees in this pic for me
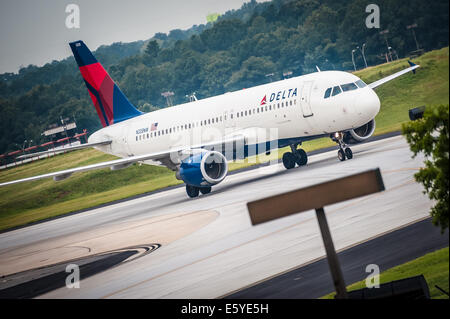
[0,0,448,154]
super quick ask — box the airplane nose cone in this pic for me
[359,88,380,121]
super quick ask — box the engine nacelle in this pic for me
[343,119,376,144]
[178,150,228,187]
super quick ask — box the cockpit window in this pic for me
[355,79,367,88]
[324,87,332,99]
[331,86,342,96]
[341,82,358,92]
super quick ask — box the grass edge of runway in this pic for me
[321,246,449,299]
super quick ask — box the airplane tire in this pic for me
[295,149,308,166]
[186,184,199,198]
[338,149,346,161]
[199,186,212,195]
[282,152,296,169]
[345,147,353,159]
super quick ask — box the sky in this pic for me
[0,0,269,74]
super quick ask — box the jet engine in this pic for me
[177,150,228,187]
[343,119,376,144]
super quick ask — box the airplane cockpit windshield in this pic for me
[324,79,368,99]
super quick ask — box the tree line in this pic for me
[0,0,448,154]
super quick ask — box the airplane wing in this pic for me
[368,61,419,89]
[15,141,112,160]
[0,135,246,187]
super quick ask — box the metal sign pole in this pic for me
[315,207,348,299]
[247,168,385,299]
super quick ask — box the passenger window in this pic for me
[355,79,367,88]
[324,87,332,98]
[332,86,342,96]
[341,82,358,92]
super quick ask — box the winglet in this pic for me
[408,60,417,74]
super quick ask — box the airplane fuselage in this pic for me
[90,70,380,164]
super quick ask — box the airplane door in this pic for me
[300,81,314,118]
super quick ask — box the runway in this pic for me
[0,135,436,298]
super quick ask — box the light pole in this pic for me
[358,43,368,68]
[161,91,174,107]
[379,29,391,62]
[406,23,420,51]
[389,46,399,60]
[351,49,357,71]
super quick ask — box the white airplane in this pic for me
[0,41,419,198]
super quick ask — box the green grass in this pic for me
[0,47,448,231]
[356,47,449,134]
[322,247,449,299]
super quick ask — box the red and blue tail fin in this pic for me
[69,40,142,127]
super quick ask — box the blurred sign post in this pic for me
[247,168,385,299]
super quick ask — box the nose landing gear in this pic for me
[282,143,308,169]
[332,132,353,161]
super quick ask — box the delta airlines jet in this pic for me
[0,41,419,198]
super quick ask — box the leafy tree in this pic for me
[143,40,160,66]
[225,56,276,91]
[402,105,449,232]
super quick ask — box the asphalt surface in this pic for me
[0,135,438,298]
[226,218,449,299]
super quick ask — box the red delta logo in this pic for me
[260,95,267,105]
[260,88,298,105]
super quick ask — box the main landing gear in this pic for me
[282,144,308,169]
[332,132,353,162]
[186,184,211,198]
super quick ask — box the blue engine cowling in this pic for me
[178,150,228,187]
